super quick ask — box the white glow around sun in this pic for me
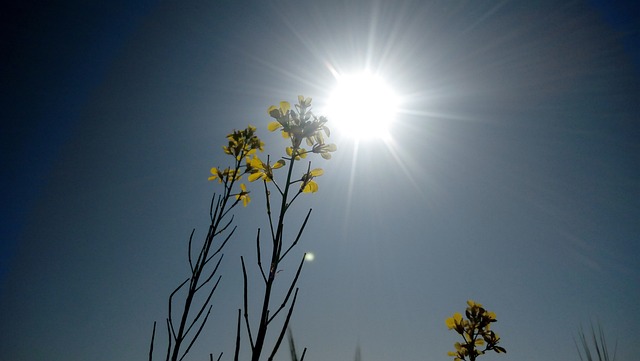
[326,72,399,141]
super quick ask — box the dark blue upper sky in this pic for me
[1,1,638,361]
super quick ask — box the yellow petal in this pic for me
[286,147,293,156]
[310,168,324,177]
[248,172,263,182]
[445,317,455,329]
[272,159,285,169]
[279,101,290,113]
[281,131,290,138]
[452,312,463,326]
[303,181,318,193]
[268,105,279,117]
[249,157,264,169]
[268,121,282,132]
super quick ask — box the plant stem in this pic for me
[251,151,298,361]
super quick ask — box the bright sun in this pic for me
[326,72,399,141]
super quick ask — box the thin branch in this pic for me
[234,309,241,361]
[268,288,299,361]
[187,276,221,335]
[168,278,190,340]
[149,321,156,361]
[220,197,240,219]
[196,256,224,292]
[208,226,236,263]
[214,215,235,237]
[279,209,312,262]
[165,319,172,361]
[178,305,213,361]
[286,162,311,209]
[210,193,222,222]
[256,229,267,283]
[241,257,255,349]
[187,229,195,273]
[268,255,305,323]
[263,180,277,244]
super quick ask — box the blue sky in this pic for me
[1,1,638,361]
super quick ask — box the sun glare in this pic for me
[326,72,399,141]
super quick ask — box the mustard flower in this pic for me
[235,183,250,207]
[300,168,323,193]
[267,96,331,152]
[247,156,285,182]
[208,167,225,183]
[446,300,506,361]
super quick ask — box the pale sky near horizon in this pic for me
[2,1,639,361]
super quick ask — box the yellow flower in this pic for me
[236,183,250,207]
[298,95,312,107]
[247,156,285,182]
[208,167,224,182]
[286,146,307,160]
[300,168,323,193]
[467,300,482,308]
[267,121,282,132]
[312,142,337,160]
[267,101,290,118]
[268,97,332,155]
[222,126,264,160]
[446,312,463,329]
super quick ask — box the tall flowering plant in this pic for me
[149,96,336,361]
[238,96,336,361]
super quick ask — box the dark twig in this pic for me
[149,321,156,361]
[279,210,312,262]
[241,257,255,349]
[179,305,213,361]
[269,254,305,323]
[256,229,267,283]
[268,288,299,361]
[234,309,241,361]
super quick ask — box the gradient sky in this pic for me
[2,1,639,361]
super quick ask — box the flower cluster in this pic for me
[208,96,337,205]
[208,126,265,206]
[267,96,337,160]
[446,300,506,361]
[223,125,264,160]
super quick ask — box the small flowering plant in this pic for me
[446,300,506,361]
